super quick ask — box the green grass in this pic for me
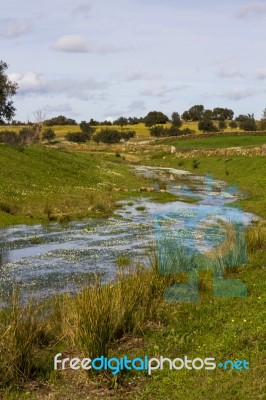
[155,134,266,150]
[0,141,265,399]
[0,144,149,226]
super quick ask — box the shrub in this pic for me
[198,119,219,132]
[79,121,95,140]
[18,127,39,144]
[229,120,238,129]
[93,129,121,144]
[0,130,18,144]
[120,130,136,142]
[180,127,195,135]
[149,126,167,137]
[65,132,88,143]
[42,128,55,142]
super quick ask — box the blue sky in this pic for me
[1,0,266,121]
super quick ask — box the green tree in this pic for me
[143,111,169,127]
[79,121,95,140]
[0,61,17,124]
[181,111,190,122]
[171,112,182,128]
[229,120,238,129]
[187,105,205,121]
[198,119,218,132]
[114,116,128,131]
[93,129,121,144]
[261,108,266,130]
[239,114,257,131]
[212,107,234,120]
[203,109,213,120]
[218,119,227,130]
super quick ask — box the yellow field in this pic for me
[0,121,247,142]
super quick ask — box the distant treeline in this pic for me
[6,105,266,130]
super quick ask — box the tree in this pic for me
[44,115,77,126]
[171,112,182,128]
[143,111,169,127]
[198,119,218,132]
[181,110,190,122]
[203,109,213,120]
[239,114,257,131]
[187,105,205,121]
[114,116,128,131]
[229,120,238,129]
[79,121,95,140]
[0,61,17,124]
[93,129,121,144]
[212,107,234,120]
[261,108,266,131]
[218,119,227,130]
[120,130,136,142]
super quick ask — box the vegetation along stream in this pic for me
[0,166,257,303]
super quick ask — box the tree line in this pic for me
[1,60,266,143]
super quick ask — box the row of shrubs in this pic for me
[65,129,136,144]
[0,127,55,144]
[149,126,195,137]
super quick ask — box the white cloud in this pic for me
[43,103,73,113]
[127,100,146,112]
[235,2,266,19]
[223,87,258,101]
[219,67,245,79]
[9,71,108,100]
[140,83,187,97]
[73,3,91,19]
[52,34,128,54]
[52,35,89,53]
[0,18,31,39]
[125,71,162,82]
[256,69,266,80]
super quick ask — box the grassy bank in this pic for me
[0,144,265,399]
[156,134,266,150]
[0,144,175,227]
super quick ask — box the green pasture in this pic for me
[157,134,266,150]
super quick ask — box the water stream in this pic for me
[0,166,257,302]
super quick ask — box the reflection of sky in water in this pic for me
[0,166,258,302]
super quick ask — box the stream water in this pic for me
[0,166,257,303]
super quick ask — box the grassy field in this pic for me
[0,122,251,143]
[0,144,146,226]
[156,134,266,150]
[0,140,265,399]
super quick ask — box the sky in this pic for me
[1,0,266,122]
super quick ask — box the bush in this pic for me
[218,120,227,130]
[18,127,39,144]
[65,132,88,143]
[0,130,18,144]
[79,121,95,140]
[42,128,55,142]
[93,129,121,144]
[180,127,195,135]
[198,119,219,132]
[120,130,136,142]
[229,120,238,129]
[149,126,168,137]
